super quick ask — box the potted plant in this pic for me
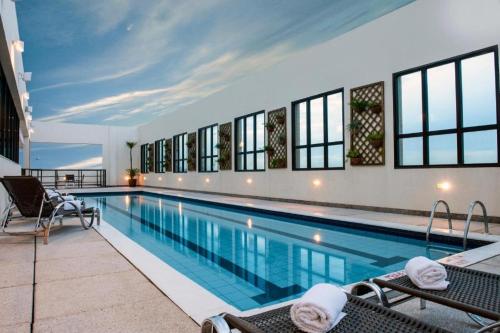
[187,136,196,149]
[350,99,370,113]
[367,131,384,149]
[125,141,139,187]
[368,101,382,114]
[264,145,275,155]
[275,113,286,125]
[278,133,286,146]
[215,143,221,149]
[347,119,363,137]
[346,148,363,165]
[270,157,286,168]
[264,122,275,133]
[220,131,230,142]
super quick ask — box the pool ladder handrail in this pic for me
[463,200,489,250]
[426,200,453,243]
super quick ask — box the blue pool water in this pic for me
[82,192,462,311]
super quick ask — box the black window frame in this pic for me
[393,45,500,169]
[291,88,345,171]
[154,139,166,173]
[198,124,218,173]
[140,143,149,174]
[234,110,266,172]
[0,65,19,163]
[173,133,187,173]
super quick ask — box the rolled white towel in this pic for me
[405,256,449,290]
[63,200,82,211]
[290,284,347,333]
[62,195,75,201]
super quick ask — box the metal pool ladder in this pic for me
[463,200,489,250]
[426,200,453,243]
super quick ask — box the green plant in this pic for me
[367,131,384,141]
[346,148,362,158]
[125,142,138,178]
[264,122,275,132]
[368,101,382,113]
[264,145,275,154]
[350,99,370,112]
[187,136,196,148]
[347,119,363,135]
[275,113,286,124]
[215,143,221,149]
[270,157,286,168]
[278,133,286,145]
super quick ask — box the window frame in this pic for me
[234,110,266,172]
[173,133,188,173]
[291,88,345,171]
[0,66,19,163]
[198,124,218,173]
[393,45,500,169]
[140,143,149,174]
[154,139,166,173]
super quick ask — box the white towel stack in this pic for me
[290,284,347,333]
[63,200,82,211]
[405,256,449,290]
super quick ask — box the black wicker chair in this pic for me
[201,293,452,333]
[373,265,500,327]
[0,176,99,244]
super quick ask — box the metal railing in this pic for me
[22,168,107,189]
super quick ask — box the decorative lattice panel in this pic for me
[165,138,172,172]
[218,122,232,171]
[350,81,385,166]
[148,143,155,172]
[187,132,197,171]
[267,107,287,169]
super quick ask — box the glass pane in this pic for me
[399,137,423,166]
[256,113,264,151]
[461,53,497,127]
[212,157,218,171]
[310,97,324,144]
[200,158,206,172]
[295,102,307,145]
[246,153,254,170]
[200,130,206,158]
[246,116,254,151]
[237,154,244,170]
[328,144,343,168]
[237,119,244,153]
[464,130,498,164]
[183,134,188,160]
[212,126,218,157]
[427,63,456,131]
[398,72,422,134]
[206,129,211,158]
[295,148,307,169]
[429,134,457,165]
[256,152,264,170]
[310,146,324,168]
[327,92,343,142]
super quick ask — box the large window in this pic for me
[394,46,499,168]
[235,111,265,171]
[198,124,218,172]
[173,133,187,173]
[154,139,166,173]
[140,143,149,173]
[292,89,344,170]
[0,65,19,163]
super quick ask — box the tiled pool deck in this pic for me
[1,187,499,332]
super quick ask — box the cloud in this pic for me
[58,156,103,169]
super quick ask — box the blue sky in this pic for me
[29,143,103,169]
[18,0,413,127]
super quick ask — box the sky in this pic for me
[18,0,414,127]
[29,143,103,169]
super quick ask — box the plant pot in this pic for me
[369,138,384,149]
[352,106,367,113]
[128,179,137,187]
[370,103,382,114]
[350,129,360,137]
[350,157,363,165]
[275,115,285,125]
[267,127,275,133]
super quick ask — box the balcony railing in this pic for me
[22,168,107,189]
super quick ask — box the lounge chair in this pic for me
[201,293,452,333]
[0,176,100,244]
[372,264,500,327]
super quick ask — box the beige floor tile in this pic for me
[34,297,199,333]
[0,262,33,288]
[37,239,116,261]
[36,252,133,282]
[0,323,31,333]
[0,285,32,328]
[0,242,34,264]
[37,226,103,245]
[35,270,162,320]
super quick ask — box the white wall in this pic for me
[136,0,500,217]
[31,121,139,186]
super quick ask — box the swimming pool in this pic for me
[82,192,463,311]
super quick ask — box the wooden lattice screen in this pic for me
[267,107,287,169]
[148,143,155,172]
[218,122,232,170]
[350,81,385,166]
[187,132,196,171]
[165,138,172,172]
